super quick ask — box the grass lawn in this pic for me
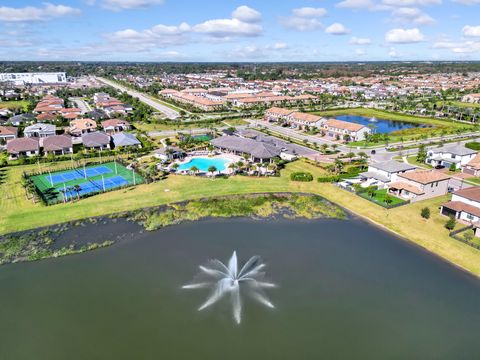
[405,155,431,169]
[361,189,406,206]
[0,100,30,111]
[437,101,480,109]
[2,158,480,276]
[222,118,249,126]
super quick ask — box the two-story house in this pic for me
[426,144,477,170]
[388,170,451,203]
[441,187,480,224]
[359,160,417,188]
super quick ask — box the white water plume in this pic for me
[182,251,276,324]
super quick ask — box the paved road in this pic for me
[96,77,180,120]
[70,97,91,114]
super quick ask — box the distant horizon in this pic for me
[2,1,480,62]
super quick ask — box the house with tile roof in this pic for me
[426,144,477,170]
[24,123,56,138]
[0,126,17,145]
[462,154,480,176]
[69,118,97,136]
[441,187,480,226]
[388,170,450,203]
[41,135,73,156]
[323,119,371,141]
[6,137,39,159]
[359,160,417,189]
[101,119,131,134]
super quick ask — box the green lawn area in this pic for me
[405,155,431,169]
[0,100,30,111]
[222,118,249,126]
[2,158,480,276]
[437,101,480,109]
[361,189,406,207]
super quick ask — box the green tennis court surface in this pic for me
[30,162,144,205]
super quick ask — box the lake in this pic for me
[336,115,425,134]
[1,217,479,359]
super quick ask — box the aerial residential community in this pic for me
[2,0,480,359]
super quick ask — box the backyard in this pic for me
[359,188,407,207]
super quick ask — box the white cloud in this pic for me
[100,0,164,10]
[350,36,372,45]
[385,27,425,43]
[232,5,262,23]
[463,25,480,37]
[280,7,327,31]
[391,7,435,25]
[193,6,263,38]
[336,0,375,10]
[433,39,480,53]
[272,42,288,50]
[325,23,350,35]
[0,3,80,22]
[382,0,442,6]
[292,7,328,17]
[388,47,398,57]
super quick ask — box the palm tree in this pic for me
[228,162,237,174]
[171,163,179,172]
[190,165,199,176]
[334,159,344,174]
[208,165,217,177]
[74,184,82,201]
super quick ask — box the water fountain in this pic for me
[183,251,276,324]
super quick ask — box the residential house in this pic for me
[359,160,417,188]
[82,132,111,151]
[388,170,450,203]
[101,119,131,134]
[9,113,35,126]
[323,119,371,141]
[210,136,281,162]
[154,146,184,162]
[24,123,56,138]
[41,135,73,156]
[462,94,480,104]
[264,107,294,122]
[287,112,323,129]
[6,137,39,159]
[0,126,17,145]
[69,118,97,136]
[112,132,141,149]
[426,144,477,170]
[462,154,480,176]
[441,187,480,227]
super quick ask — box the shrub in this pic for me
[465,142,480,151]
[445,216,457,230]
[421,207,430,219]
[463,231,474,242]
[449,163,457,172]
[290,172,313,182]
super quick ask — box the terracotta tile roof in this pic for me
[442,201,480,218]
[398,170,450,184]
[389,181,425,195]
[265,107,294,116]
[36,113,56,121]
[453,187,480,202]
[0,126,17,136]
[69,118,97,131]
[465,154,480,170]
[42,135,72,151]
[289,112,322,123]
[325,119,366,132]
[7,137,39,153]
[101,119,130,128]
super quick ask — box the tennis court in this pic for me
[29,162,144,205]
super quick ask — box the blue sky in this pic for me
[1,0,480,61]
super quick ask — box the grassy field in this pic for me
[361,189,406,206]
[2,159,480,275]
[222,118,249,126]
[0,100,30,111]
[437,101,480,109]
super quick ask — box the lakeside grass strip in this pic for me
[2,159,480,276]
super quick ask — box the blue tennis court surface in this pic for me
[58,176,130,200]
[48,166,112,185]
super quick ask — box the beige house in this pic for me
[388,170,450,203]
[69,118,97,136]
[264,107,294,122]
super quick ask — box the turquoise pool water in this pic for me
[177,157,230,172]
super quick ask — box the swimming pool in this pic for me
[177,157,231,172]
